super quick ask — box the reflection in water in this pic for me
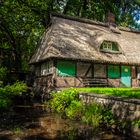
[22,114,126,140]
[0,107,132,140]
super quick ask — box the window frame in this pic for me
[41,61,53,76]
[103,42,112,50]
[100,41,121,53]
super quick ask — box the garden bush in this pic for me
[65,100,83,120]
[0,81,27,109]
[82,103,103,127]
[50,88,79,114]
[0,67,7,86]
[50,88,114,128]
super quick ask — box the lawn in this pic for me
[75,87,140,99]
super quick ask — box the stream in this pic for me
[0,106,137,140]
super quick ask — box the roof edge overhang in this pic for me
[29,56,140,66]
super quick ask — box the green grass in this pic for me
[75,87,140,99]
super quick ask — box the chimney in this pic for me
[106,11,121,34]
[106,12,116,26]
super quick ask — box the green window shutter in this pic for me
[108,65,120,78]
[57,60,75,76]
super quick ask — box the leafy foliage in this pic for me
[82,103,103,127]
[133,119,140,128]
[0,81,27,109]
[50,88,114,127]
[0,0,140,73]
[50,88,79,114]
[65,100,83,119]
[0,67,7,86]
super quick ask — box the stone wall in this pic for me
[33,74,54,100]
[79,92,140,136]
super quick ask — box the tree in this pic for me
[0,0,140,75]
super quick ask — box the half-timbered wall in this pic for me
[33,59,140,91]
[77,62,92,77]
[131,66,136,78]
[94,64,106,78]
[55,60,139,88]
[32,60,55,97]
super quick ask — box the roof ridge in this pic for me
[51,13,140,34]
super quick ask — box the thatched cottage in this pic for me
[30,13,140,93]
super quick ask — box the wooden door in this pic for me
[121,66,131,87]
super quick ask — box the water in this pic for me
[0,106,135,140]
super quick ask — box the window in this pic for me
[41,61,53,76]
[77,62,92,77]
[100,41,119,52]
[108,65,120,78]
[57,60,75,76]
[35,66,41,76]
[137,67,140,79]
[103,42,112,50]
[94,64,106,78]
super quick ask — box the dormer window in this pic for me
[100,41,120,53]
[103,42,112,50]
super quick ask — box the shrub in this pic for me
[101,108,115,127]
[0,67,7,86]
[0,81,27,109]
[82,103,103,127]
[50,88,79,114]
[133,119,140,128]
[50,88,111,128]
[65,100,83,120]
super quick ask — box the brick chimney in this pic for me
[106,12,116,26]
[106,11,120,33]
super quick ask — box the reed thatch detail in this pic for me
[30,13,140,65]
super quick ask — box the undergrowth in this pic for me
[49,88,115,128]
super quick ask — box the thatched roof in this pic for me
[30,13,140,65]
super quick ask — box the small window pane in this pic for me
[103,42,108,49]
[101,41,119,52]
[94,64,106,78]
[137,67,140,79]
[41,61,53,76]
[107,42,112,50]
